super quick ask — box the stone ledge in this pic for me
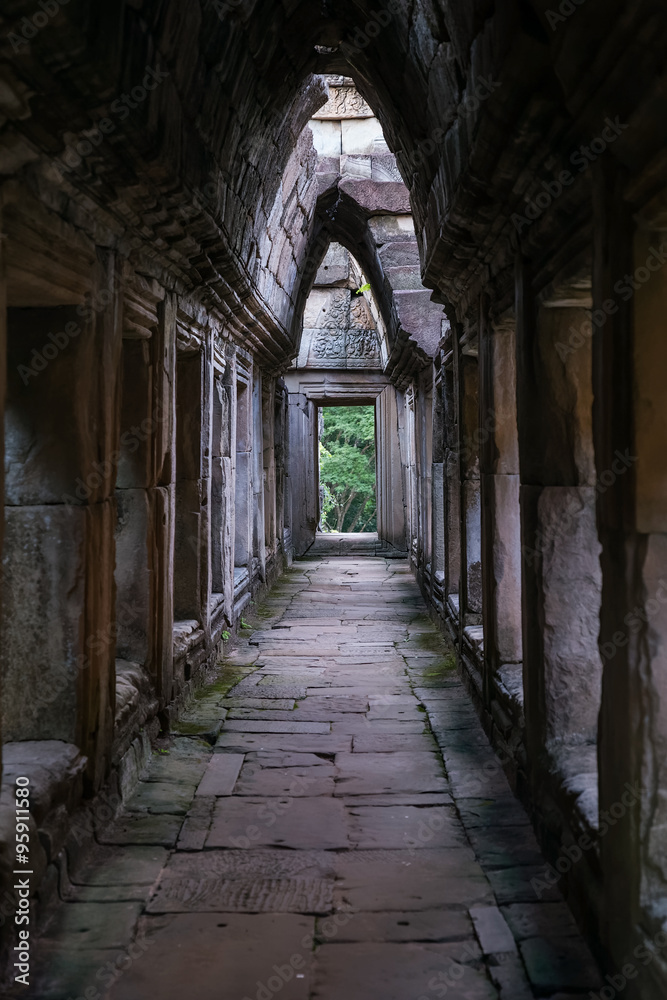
[1,741,87,826]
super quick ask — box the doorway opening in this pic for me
[318,404,377,534]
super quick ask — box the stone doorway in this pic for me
[318,403,377,535]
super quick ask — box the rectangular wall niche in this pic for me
[2,306,91,742]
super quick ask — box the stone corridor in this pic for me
[26,556,601,1000]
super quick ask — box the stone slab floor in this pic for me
[23,557,603,1000]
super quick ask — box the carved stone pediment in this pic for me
[312,86,374,120]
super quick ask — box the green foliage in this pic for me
[355,282,371,294]
[319,406,377,533]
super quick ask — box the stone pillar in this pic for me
[479,309,522,703]
[252,368,266,581]
[402,386,418,564]
[376,385,407,551]
[262,381,277,568]
[516,255,602,793]
[152,294,176,703]
[286,388,318,558]
[416,371,433,588]
[211,363,234,624]
[593,164,667,995]
[114,334,154,720]
[442,336,461,617]
[459,348,482,622]
[234,359,254,580]
[432,358,445,607]
[0,218,5,765]
[173,344,210,626]
[274,383,288,561]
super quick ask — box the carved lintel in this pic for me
[312,86,374,120]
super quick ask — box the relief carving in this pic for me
[312,86,373,120]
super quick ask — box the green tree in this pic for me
[319,406,377,532]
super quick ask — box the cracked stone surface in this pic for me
[24,556,602,999]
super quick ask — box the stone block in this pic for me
[346,804,464,849]
[469,905,517,954]
[378,240,421,267]
[368,214,415,244]
[41,901,143,950]
[339,178,411,213]
[196,753,244,796]
[1,506,86,741]
[114,489,151,663]
[340,154,372,178]
[385,265,424,289]
[206,796,350,849]
[341,117,388,154]
[311,942,495,1000]
[146,849,335,914]
[309,119,341,156]
[520,937,603,993]
[333,850,492,912]
[105,913,314,1000]
[394,289,444,355]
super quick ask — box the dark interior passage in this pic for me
[0,3,666,998]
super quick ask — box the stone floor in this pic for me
[24,556,603,1000]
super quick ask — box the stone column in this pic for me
[211,360,234,625]
[516,255,602,798]
[252,368,266,581]
[593,164,667,993]
[459,348,482,624]
[376,385,407,551]
[285,387,318,558]
[442,335,461,623]
[416,370,433,589]
[431,358,445,608]
[152,294,176,703]
[234,358,254,583]
[0,217,5,764]
[479,309,522,710]
[262,380,277,569]
[173,343,210,626]
[274,382,288,561]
